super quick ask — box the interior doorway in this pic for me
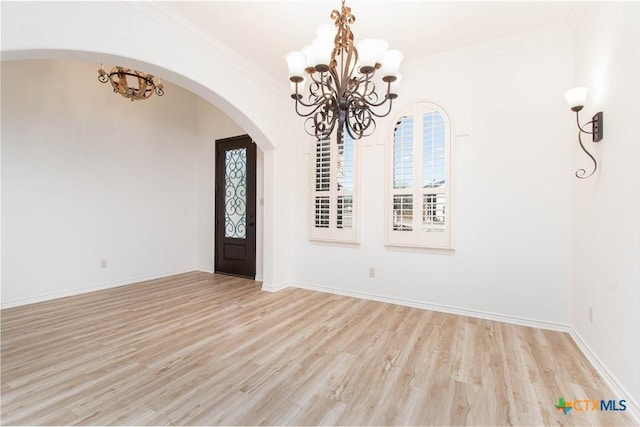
[215,135,257,279]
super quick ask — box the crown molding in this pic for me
[125,2,285,99]
[406,25,574,76]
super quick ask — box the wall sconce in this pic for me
[564,86,603,179]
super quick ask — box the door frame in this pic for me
[214,134,257,279]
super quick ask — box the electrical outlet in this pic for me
[588,306,594,323]
[368,268,375,278]
[100,259,108,269]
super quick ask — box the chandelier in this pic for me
[286,0,403,141]
[98,64,164,102]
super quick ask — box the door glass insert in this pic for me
[224,148,247,239]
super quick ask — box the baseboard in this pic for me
[289,281,572,332]
[261,282,290,293]
[569,328,640,424]
[1,268,196,309]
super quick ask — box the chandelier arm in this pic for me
[358,90,383,107]
[354,71,374,93]
[305,75,336,108]
[307,72,339,118]
[295,97,326,110]
[355,113,376,138]
[312,106,339,140]
[344,97,374,140]
[294,89,327,109]
[307,71,323,86]
[305,116,326,138]
[307,80,326,104]
[356,80,392,108]
[296,79,334,109]
[344,117,362,140]
[367,97,395,118]
[362,95,390,109]
[294,97,327,117]
[318,70,332,101]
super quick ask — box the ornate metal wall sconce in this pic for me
[564,86,603,179]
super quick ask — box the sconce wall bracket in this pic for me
[592,111,603,142]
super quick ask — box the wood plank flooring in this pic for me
[1,272,634,425]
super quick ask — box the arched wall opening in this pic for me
[1,1,294,301]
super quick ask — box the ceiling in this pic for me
[162,1,575,82]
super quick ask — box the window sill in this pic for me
[385,243,455,255]
[309,238,360,248]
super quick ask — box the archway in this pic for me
[1,1,292,292]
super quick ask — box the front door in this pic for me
[215,135,256,279]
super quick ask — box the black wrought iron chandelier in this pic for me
[286,0,403,141]
[98,64,164,102]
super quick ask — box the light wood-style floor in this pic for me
[1,272,633,426]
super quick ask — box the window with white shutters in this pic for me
[310,130,359,243]
[387,102,453,251]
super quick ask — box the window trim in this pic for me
[385,101,455,253]
[309,132,361,245]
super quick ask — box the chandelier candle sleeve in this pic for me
[381,50,404,79]
[285,0,404,141]
[290,79,306,98]
[389,73,403,98]
[286,52,306,80]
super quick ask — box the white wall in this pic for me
[1,60,199,305]
[1,59,255,307]
[569,2,640,413]
[289,28,575,326]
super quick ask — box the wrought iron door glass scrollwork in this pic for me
[224,148,247,239]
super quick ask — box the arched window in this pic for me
[387,102,453,251]
[310,130,359,243]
